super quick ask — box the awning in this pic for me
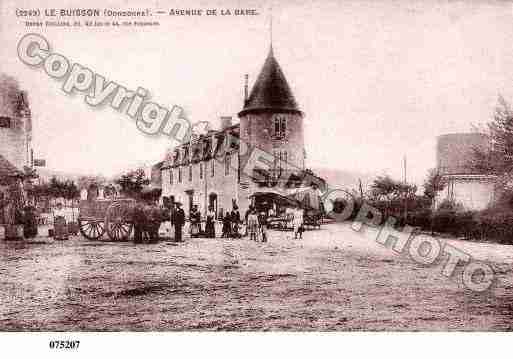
[249,191,301,207]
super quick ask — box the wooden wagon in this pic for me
[78,198,135,241]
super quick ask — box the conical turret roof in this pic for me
[239,48,301,117]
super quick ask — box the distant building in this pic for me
[435,133,496,210]
[0,75,33,174]
[0,75,33,224]
[160,46,321,217]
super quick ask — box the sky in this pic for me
[2,0,513,186]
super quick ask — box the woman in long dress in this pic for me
[221,211,232,238]
[190,205,201,238]
[53,203,69,240]
[205,206,216,238]
[293,206,304,240]
[247,209,259,241]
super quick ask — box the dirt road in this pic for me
[1,223,512,331]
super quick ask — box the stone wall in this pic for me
[239,112,305,172]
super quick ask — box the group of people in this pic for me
[190,204,217,239]
[168,203,268,242]
[246,206,268,242]
[135,200,306,243]
[221,205,242,238]
[186,204,242,239]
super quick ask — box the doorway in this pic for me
[209,193,218,218]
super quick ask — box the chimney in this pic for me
[220,116,233,130]
[244,74,249,104]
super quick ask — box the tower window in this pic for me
[273,116,286,139]
[169,170,174,185]
[272,150,287,177]
[0,117,11,128]
[211,160,215,177]
[189,165,193,181]
[178,168,182,183]
[200,162,203,179]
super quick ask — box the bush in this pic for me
[405,208,433,229]
[477,207,513,245]
[430,209,479,239]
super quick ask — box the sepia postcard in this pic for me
[1,0,513,356]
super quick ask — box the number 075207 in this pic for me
[49,340,80,349]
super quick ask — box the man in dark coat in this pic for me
[23,205,38,238]
[172,202,185,242]
[231,205,241,238]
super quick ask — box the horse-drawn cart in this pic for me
[78,198,135,241]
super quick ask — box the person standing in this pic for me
[247,208,259,241]
[172,202,185,242]
[205,206,216,238]
[258,209,268,243]
[53,203,69,240]
[189,205,201,238]
[293,206,304,240]
[23,205,38,239]
[221,210,231,238]
[231,205,241,238]
[244,205,252,237]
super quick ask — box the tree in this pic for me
[49,176,64,199]
[62,180,80,201]
[370,174,417,218]
[370,175,416,202]
[370,175,398,203]
[115,168,150,198]
[77,175,107,190]
[470,95,513,175]
[423,168,445,202]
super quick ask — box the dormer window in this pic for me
[273,115,286,139]
[0,117,11,128]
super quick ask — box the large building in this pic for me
[0,74,33,180]
[160,46,320,217]
[435,133,496,210]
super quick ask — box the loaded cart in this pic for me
[78,198,136,241]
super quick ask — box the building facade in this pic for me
[160,46,312,217]
[0,75,33,225]
[435,133,496,211]
[0,77,33,173]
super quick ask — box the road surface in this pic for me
[1,223,512,330]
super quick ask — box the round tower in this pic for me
[238,47,305,179]
[436,133,489,175]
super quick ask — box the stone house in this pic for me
[160,46,321,218]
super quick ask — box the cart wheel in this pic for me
[78,219,105,240]
[105,202,133,241]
